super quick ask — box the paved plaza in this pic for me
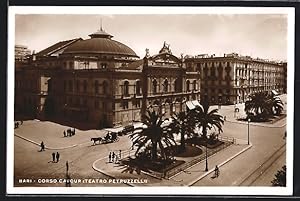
[13,95,287,187]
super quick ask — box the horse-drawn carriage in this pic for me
[91,132,119,145]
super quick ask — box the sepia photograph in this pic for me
[7,6,294,195]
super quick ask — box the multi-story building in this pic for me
[15,27,286,128]
[15,28,200,128]
[15,45,31,61]
[185,53,286,105]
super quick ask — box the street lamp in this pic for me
[205,136,208,171]
[247,118,250,145]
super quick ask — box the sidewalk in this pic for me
[14,120,111,149]
[92,143,251,186]
[210,98,287,128]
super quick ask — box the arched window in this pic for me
[152,79,157,94]
[102,81,108,95]
[47,79,52,92]
[218,63,223,78]
[94,80,99,94]
[68,80,73,92]
[193,80,197,91]
[136,80,141,96]
[163,79,168,93]
[211,65,216,77]
[83,80,87,93]
[64,80,67,92]
[76,80,80,92]
[174,79,180,93]
[124,81,129,97]
[186,80,190,92]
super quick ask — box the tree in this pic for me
[271,165,286,186]
[245,91,272,120]
[130,109,176,161]
[193,101,224,140]
[245,91,284,121]
[169,111,196,153]
[270,94,284,116]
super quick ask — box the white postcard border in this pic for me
[7,6,295,195]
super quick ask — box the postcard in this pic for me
[7,6,295,195]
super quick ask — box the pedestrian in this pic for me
[56,152,60,163]
[52,152,55,162]
[40,141,45,151]
[108,152,112,163]
[215,165,219,178]
[20,120,23,125]
[73,128,76,135]
[119,150,122,159]
[112,152,115,163]
[65,173,71,187]
[63,130,66,137]
[66,161,69,172]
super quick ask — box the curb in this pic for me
[226,119,286,128]
[168,142,233,180]
[92,157,134,187]
[15,133,79,150]
[188,143,253,186]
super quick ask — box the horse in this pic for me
[91,137,102,145]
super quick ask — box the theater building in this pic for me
[184,53,286,105]
[15,28,200,128]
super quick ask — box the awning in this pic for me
[272,90,279,96]
[191,100,201,107]
[186,101,195,110]
[186,100,202,110]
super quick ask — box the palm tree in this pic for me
[271,165,286,186]
[193,100,224,171]
[130,109,176,161]
[245,91,272,120]
[269,94,284,116]
[169,111,196,153]
[193,101,224,140]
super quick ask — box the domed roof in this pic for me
[63,28,138,57]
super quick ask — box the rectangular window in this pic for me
[69,61,73,69]
[123,100,129,109]
[83,80,87,93]
[68,80,73,92]
[83,99,87,106]
[135,100,141,108]
[76,80,80,92]
[102,102,105,111]
[94,100,99,109]
[64,80,67,92]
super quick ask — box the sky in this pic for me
[15,14,288,61]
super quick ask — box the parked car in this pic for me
[122,125,134,135]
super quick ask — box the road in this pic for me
[13,94,287,187]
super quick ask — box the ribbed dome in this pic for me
[62,29,138,57]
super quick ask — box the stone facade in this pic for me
[15,30,286,129]
[185,53,286,105]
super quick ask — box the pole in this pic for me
[205,138,208,171]
[247,119,250,145]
